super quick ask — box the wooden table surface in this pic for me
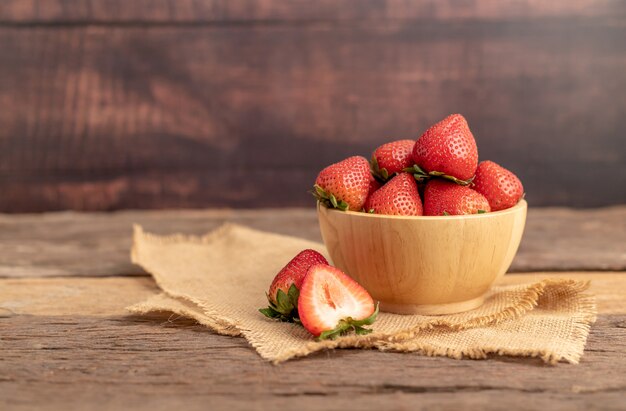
[2,208,626,411]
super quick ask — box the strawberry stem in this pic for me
[403,165,473,186]
[318,303,379,340]
[370,156,390,182]
[259,284,301,323]
[311,184,349,211]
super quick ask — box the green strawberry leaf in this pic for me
[350,303,379,326]
[477,209,487,214]
[259,285,303,324]
[287,284,300,307]
[403,164,427,175]
[317,303,379,340]
[258,307,281,318]
[275,289,293,313]
[354,326,373,335]
[404,164,430,182]
[312,185,350,212]
[337,200,349,211]
[380,168,389,180]
[370,156,391,182]
[312,185,333,209]
[428,171,473,186]
[313,184,328,199]
[330,194,339,208]
[443,211,450,216]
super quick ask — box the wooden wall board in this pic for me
[0,0,625,211]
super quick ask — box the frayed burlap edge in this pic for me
[376,285,597,365]
[130,293,241,337]
[128,224,598,365]
[252,280,597,364]
[130,224,246,332]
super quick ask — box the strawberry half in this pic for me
[298,264,378,340]
[259,249,328,322]
[371,139,415,181]
[412,114,478,182]
[365,173,423,216]
[472,160,524,211]
[313,156,371,211]
[423,179,491,216]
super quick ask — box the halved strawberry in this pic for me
[472,160,524,211]
[313,156,371,211]
[259,250,328,322]
[423,179,491,216]
[298,264,378,339]
[412,114,478,182]
[365,173,423,216]
[371,139,415,181]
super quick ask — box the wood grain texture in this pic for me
[1,315,624,411]
[1,0,623,23]
[1,275,625,411]
[3,273,626,316]
[318,201,527,313]
[0,0,625,211]
[1,207,624,278]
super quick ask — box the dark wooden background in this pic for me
[1,0,625,212]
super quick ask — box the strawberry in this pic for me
[472,161,524,211]
[412,114,478,182]
[368,175,382,197]
[259,249,328,322]
[365,173,423,216]
[298,264,378,339]
[423,179,491,216]
[313,156,371,211]
[371,139,415,180]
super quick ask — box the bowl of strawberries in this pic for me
[313,114,527,315]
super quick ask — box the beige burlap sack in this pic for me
[128,224,596,364]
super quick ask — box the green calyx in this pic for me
[403,165,473,186]
[318,303,379,340]
[370,156,390,182]
[312,184,349,211]
[259,284,301,323]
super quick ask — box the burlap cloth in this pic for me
[128,224,597,364]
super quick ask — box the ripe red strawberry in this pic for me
[259,249,328,322]
[423,179,491,216]
[298,264,378,339]
[412,114,478,181]
[366,175,382,206]
[314,156,371,211]
[365,173,423,216]
[367,175,382,197]
[472,161,524,211]
[371,139,415,180]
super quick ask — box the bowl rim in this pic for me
[318,199,527,220]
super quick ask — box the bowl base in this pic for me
[379,294,486,315]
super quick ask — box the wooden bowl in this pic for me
[317,200,527,315]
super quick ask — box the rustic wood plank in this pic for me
[0,207,624,278]
[1,0,622,23]
[2,273,625,316]
[1,273,625,410]
[0,7,624,211]
[1,315,624,411]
